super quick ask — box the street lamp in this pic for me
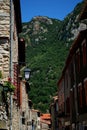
[21,68,31,130]
[24,68,31,81]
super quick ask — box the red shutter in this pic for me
[13,63,18,99]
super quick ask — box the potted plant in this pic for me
[3,81,15,92]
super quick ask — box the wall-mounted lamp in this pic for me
[24,68,31,81]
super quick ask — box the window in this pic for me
[56,102,58,111]
[76,49,80,72]
[70,61,74,85]
[84,78,87,106]
[22,118,25,124]
[78,83,83,108]
[66,97,70,114]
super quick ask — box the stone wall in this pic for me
[0,38,9,79]
[0,104,8,129]
[0,0,18,80]
[21,81,29,130]
[12,101,20,130]
[0,0,10,79]
[0,0,10,37]
[0,0,21,130]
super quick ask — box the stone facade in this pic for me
[27,108,41,130]
[0,0,19,80]
[0,38,9,78]
[0,0,10,79]
[20,81,29,130]
[12,102,20,130]
[0,0,22,129]
[0,0,10,37]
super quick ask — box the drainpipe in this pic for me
[10,0,13,130]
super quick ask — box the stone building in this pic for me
[50,96,58,130]
[0,0,21,79]
[19,80,30,130]
[31,109,41,130]
[40,113,51,130]
[56,1,87,130]
[0,0,25,130]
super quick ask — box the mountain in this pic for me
[20,1,86,113]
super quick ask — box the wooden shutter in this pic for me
[84,78,87,106]
[78,83,83,108]
[82,39,86,66]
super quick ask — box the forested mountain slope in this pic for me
[20,1,86,113]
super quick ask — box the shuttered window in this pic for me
[78,83,83,108]
[82,39,86,66]
[84,78,87,106]
[76,49,81,73]
[66,97,70,114]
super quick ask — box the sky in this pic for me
[20,0,83,23]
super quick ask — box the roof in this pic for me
[31,109,40,113]
[40,114,51,120]
[57,75,64,86]
[13,0,22,33]
[40,119,51,125]
[53,96,58,101]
